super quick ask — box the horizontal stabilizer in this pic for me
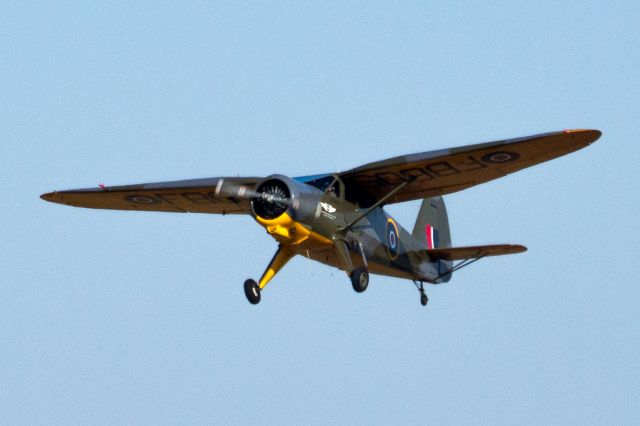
[426,244,526,261]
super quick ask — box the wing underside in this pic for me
[40,177,262,214]
[339,129,601,205]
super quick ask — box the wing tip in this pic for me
[40,191,58,203]
[511,244,528,254]
[562,129,602,145]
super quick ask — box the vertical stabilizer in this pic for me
[412,196,451,249]
[413,196,452,281]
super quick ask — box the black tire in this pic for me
[244,279,261,305]
[350,267,369,293]
[420,293,428,306]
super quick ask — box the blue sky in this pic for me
[2,1,639,424]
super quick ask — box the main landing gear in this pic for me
[244,279,261,304]
[413,280,429,306]
[244,244,294,305]
[350,266,369,293]
[335,239,370,295]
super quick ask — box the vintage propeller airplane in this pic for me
[41,129,600,306]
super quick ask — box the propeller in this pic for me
[237,188,291,206]
[215,182,290,205]
[249,179,292,219]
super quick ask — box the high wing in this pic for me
[40,177,262,214]
[338,129,601,205]
[426,244,527,261]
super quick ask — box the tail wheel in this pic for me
[413,280,429,307]
[244,279,261,304]
[350,267,369,293]
[420,293,428,306]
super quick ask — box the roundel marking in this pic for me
[386,218,400,260]
[481,151,521,164]
[124,194,161,204]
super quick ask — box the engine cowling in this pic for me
[250,175,325,246]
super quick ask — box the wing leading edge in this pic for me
[40,177,262,214]
[339,129,601,205]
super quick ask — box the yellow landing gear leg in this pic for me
[244,244,295,305]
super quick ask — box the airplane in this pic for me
[41,129,601,306]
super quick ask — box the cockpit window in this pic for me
[296,174,343,198]
[326,180,340,197]
[305,175,333,191]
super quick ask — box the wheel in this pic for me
[350,267,369,293]
[244,279,261,304]
[420,293,428,306]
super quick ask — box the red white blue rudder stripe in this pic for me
[425,224,439,249]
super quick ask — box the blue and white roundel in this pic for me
[386,219,400,260]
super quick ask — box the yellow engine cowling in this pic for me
[251,176,332,248]
[255,213,313,245]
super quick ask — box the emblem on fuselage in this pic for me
[386,218,400,260]
[320,202,337,220]
[321,202,336,213]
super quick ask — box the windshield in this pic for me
[304,175,340,197]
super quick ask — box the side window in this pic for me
[327,180,341,198]
[305,175,334,192]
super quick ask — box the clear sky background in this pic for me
[2,1,639,424]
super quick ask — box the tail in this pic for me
[412,196,453,281]
[412,196,451,249]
